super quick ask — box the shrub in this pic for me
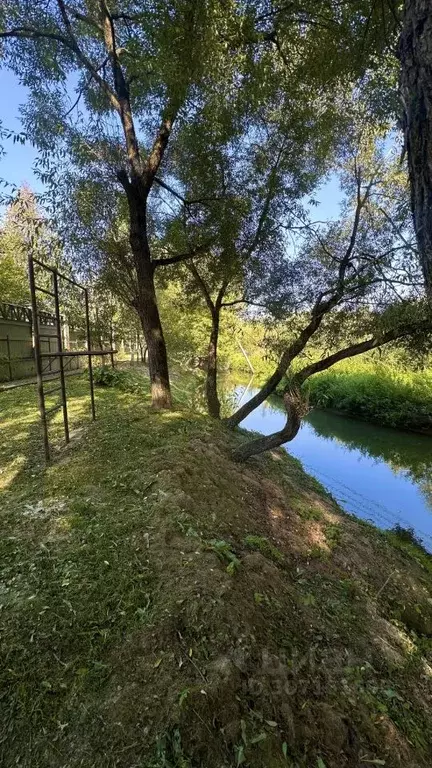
[277,362,432,432]
[92,366,146,394]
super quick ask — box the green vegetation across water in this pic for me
[1,373,432,767]
[277,361,432,433]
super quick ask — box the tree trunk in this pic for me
[224,346,293,429]
[127,179,172,409]
[206,309,221,418]
[224,306,331,430]
[399,0,432,294]
[232,389,303,461]
[136,271,172,409]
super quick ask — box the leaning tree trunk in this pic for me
[206,309,222,418]
[224,346,295,429]
[232,388,305,462]
[127,182,172,409]
[399,0,432,295]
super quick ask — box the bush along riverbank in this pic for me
[277,363,432,433]
[1,373,432,767]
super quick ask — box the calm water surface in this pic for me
[232,384,432,551]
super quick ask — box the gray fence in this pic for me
[0,302,81,383]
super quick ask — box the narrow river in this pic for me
[232,384,432,551]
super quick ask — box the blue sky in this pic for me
[0,69,42,196]
[0,67,343,219]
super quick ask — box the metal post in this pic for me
[53,269,70,444]
[84,288,96,421]
[110,323,115,368]
[6,335,13,381]
[28,255,50,462]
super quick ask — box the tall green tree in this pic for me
[0,0,246,407]
[227,137,431,459]
[0,186,63,305]
[0,0,402,408]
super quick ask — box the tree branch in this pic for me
[145,103,180,189]
[294,322,421,385]
[152,240,211,269]
[186,262,215,313]
[243,143,286,258]
[98,0,142,174]
[153,177,223,207]
[221,297,269,309]
[215,278,230,310]
[0,26,70,45]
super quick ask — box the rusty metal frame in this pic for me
[28,255,116,462]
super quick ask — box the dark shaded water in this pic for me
[233,384,432,551]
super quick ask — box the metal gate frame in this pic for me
[28,255,115,462]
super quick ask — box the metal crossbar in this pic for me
[40,349,115,358]
[34,284,55,298]
[45,403,63,416]
[44,385,62,396]
[28,255,116,462]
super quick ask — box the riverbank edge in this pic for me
[272,374,432,435]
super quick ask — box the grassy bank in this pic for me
[277,362,432,432]
[1,374,432,767]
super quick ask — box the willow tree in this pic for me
[0,0,250,407]
[149,0,400,417]
[226,139,431,459]
[162,128,328,420]
[0,0,403,407]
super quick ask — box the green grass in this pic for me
[278,361,432,432]
[1,373,432,767]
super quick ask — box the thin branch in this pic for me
[294,323,419,384]
[63,71,95,117]
[243,142,286,258]
[152,240,212,269]
[154,177,223,207]
[57,0,121,111]
[221,297,269,309]
[378,206,417,254]
[0,26,71,46]
[187,262,215,313]
[69,10,104,33]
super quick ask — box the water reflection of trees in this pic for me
[229,385,432,509]
[300,407,432,509]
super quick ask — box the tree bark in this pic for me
[232,389,303,461]
[126,178,172,408]
[136,273,171,408]
[206,308,221,418]
[186,264,228,419]
[399,0,432,295]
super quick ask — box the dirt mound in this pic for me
[1,383,432,767]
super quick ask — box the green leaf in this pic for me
[250,732,266,744]
[235,744,246,766]
[178,688,189,708]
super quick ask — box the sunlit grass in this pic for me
[1,370,432,767]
